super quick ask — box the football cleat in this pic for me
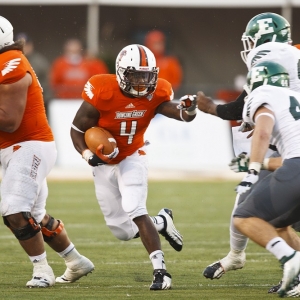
[268,274,300,294]
[278,251,300,297]
[55,255,94,283]
[287,281,300,297]
[26,264,55,288]
[158,208,183,252]
[203,250,246,279]
[268,280,282,294]
[150,269,172,290]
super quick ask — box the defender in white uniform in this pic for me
[203,14,300,292]
[233,61,300,297]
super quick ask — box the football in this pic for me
[84,127,117,155]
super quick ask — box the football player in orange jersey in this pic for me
[0,16,94,288]
[71,44,197,290]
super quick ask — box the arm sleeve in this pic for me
[216,90,247,120]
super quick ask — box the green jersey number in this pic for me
[289,96,300,120]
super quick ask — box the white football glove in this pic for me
[177,94,197,115]
[235,169,259,195]
[105,146,119,160]
[82,145,119,166]
[229,152,249,173]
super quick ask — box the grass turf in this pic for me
[0,180,283,299]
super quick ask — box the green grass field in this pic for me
[0,180,284,299]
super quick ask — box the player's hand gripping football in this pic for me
[229,152,249,173]
[177,94,198,114]
[235,169,259,195]
[82,145,119,166]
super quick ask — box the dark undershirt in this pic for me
[216,90,247,120]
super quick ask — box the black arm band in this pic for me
[216,90,247,120]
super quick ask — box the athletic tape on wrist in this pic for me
[249,162,261,173]
[185,108,197,115]
[262,158,270,170]
[180,109,186,122]
[82,149,93,161]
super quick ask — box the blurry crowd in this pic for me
[17,29,184,117]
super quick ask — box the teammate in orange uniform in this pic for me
[144,30,183,94]
[70,44,196,290]
[0,16,94,288]
[49,38,109,99]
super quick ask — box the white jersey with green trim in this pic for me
[246,42,300,92]
[243,85,300,160]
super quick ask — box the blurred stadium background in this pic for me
[0,0,297,179]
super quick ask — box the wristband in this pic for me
[262,158,270,170]
[179,109,186,122]
[82,149,93,162]
[185,108,197,116]
[248,162,261,173]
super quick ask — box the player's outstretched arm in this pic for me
[196,91,218,116]
[156,99,197,122]
[196,90,247,121]
[215,90,247,120]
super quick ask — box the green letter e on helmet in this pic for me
[241,12,292,63]
[247,61,290,93]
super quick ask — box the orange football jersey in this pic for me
[0,50,53,148]
[81,74,173,164]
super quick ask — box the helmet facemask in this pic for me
[117,66,158,98]
[116,44,159,98]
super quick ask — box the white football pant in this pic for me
[93,145,149,241]
[0,141,57,223]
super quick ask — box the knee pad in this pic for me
[3,212,41,241]
[107,219,138,241]
[41,215,64,242]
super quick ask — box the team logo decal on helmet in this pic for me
[241,12,292,63]
[116,49,127,70]
[247,60,289,92]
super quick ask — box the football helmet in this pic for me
[241,12,292,63]
[0,16,14,50]
[116,44,159,98]
[246,60,289,93]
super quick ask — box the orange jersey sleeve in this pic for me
[82,75,172,164]
[0,50,53,148]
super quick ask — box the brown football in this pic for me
[84,127,117,155]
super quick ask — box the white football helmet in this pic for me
[0,16,13,50]
[115,44,159,98]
